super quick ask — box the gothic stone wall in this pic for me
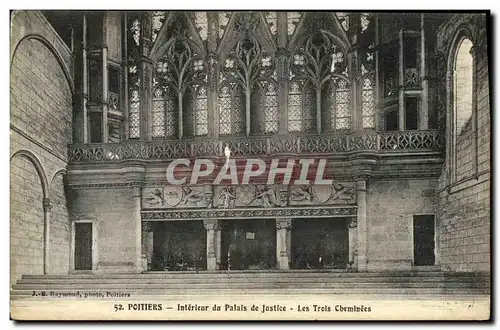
[68,188,140,273]
[435,14,490,272]
[366,179,438,270]
[10,11,73,284]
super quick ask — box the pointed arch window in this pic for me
[453,38,474,136]
[288,80,315,133]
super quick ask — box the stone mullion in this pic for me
[122,12,129,140]
[207,12,219,138]
[277,53,289,134]
[349,13,362,132]
[139,13,153,141]
[419,13,429,130]
[374,13,382,131]
[277,12,289,134]
[398,30,405,131]
[101,14,109,143]
[350,51,361,132]
[80,14,89,143]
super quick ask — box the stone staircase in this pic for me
[11,270,490,300]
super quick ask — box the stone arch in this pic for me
[10,149,49,199]
[446,26,475,75]
[49,168,67,192]
[11,34,74,95]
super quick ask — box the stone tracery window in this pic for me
[251,80,278,134]
[194,85,209,136]
[288,80,315,132]
[219,83,245,136]
[324,77,351,131]
[361,75,376,129]
[151,82,177,139]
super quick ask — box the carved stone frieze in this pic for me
[141,206,357,221]
[289,182,356,206]
[142,185,213,209]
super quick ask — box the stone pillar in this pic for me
[133,187,143,272]
[215,224,222,270]
[348,218,358,269]
[203,220,219,271]
[141,222,154,271]
[276,218,292,270]
[42,198,52,275]
[356,179,368,271]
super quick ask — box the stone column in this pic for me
[203,220,219,271]
[356,179,368,271]
[141,221,154,271]
[348,218,358,269]
[215,224,222,270]
[133,187,143,272]
[276,218,292,270]
[42,198,52,275]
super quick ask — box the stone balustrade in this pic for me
[68,130,441,163]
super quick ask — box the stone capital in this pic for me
[203,219,220,231]
[141,221,154,232]
[42,198,53,211]
[276,218,292,230]
[348,218,358,229]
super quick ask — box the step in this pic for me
[11,281,490,291]
[10,287,489,298]
[20,271,487,280]
[15,277,488,285]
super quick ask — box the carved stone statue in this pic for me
[290,183,316,203]
[164,186,212,208]
[143,188,164,206]
[245,185,283,208]
[323,182,356,204]
[219,187,236,209]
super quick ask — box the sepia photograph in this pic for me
[8,9,491,321]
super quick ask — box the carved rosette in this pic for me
[348,218,358,229]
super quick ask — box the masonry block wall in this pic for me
[67,188,140,273]
[435,14,490,272]
[10,10,73,284]
[366,179,438,270]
